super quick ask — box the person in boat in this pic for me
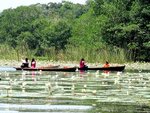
[31,58,36,68]
[21,58,29,68]
[103,61,110,73]
[103,61,110,67]
[80,58,88,70]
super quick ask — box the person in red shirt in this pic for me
[103,61,110,73]
[103,61,110,67]
[80,58,85,68]
[79,58,88,73]
[31,58,36,68]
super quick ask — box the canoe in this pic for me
[15,65,125,72]
[15,65,61,71]
[15,66,77,72]
[79,65,125,72]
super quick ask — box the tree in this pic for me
[42,21,72,51]
[100,0,150,61]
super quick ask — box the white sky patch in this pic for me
[0,0,86,11]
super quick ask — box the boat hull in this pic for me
[15,67,77,72]
[79,65,125,72]
[15,65,125,72]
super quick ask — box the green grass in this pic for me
[0,44,127,63]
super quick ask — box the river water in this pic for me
[0,66,150,113]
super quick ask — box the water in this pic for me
[0,67,16,71]
[0,67,150,113]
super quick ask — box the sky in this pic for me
[0,0,87,11]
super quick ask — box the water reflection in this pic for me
[0,69,150,112]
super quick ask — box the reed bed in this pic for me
[0,43,127,63]
[0,44,149,70]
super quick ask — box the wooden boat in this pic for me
[15,66,76,72]
[15,65,61,71]
[79,65,125,72]
[15,65,125,72]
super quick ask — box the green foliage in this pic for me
[0,1,149,62]
[69,9,109,51]
[98,0,150,62]
[0,3,77,57]
[43,21,72,51]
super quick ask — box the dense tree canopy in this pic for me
[93,0,150,61]
[0,1,149,62]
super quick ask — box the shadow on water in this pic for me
[0,67,150,112]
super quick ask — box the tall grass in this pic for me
[0,44,35,61]
[0,44,17,60]
[0,44,127,64]
[64,46,127,63]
